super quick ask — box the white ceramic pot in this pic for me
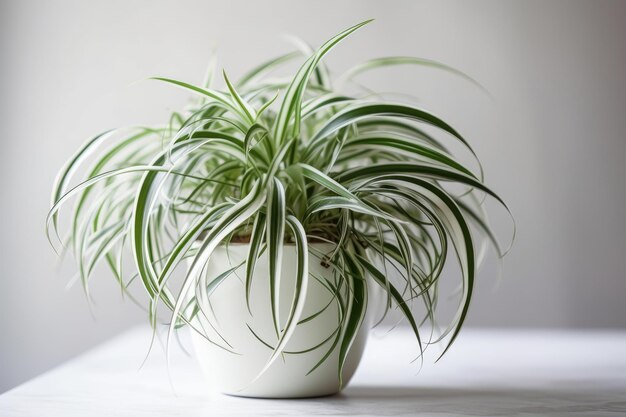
[189,242,380,398]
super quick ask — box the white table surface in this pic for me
[1,326,625,416]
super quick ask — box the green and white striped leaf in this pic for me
[266,177,286,335]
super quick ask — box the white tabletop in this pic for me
[2,326,625,416]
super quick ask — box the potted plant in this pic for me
[47,20,512,398]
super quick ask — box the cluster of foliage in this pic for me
[48,20,512,381]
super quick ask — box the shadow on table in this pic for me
[325,385,626,416]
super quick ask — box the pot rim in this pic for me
[214,241,337,246]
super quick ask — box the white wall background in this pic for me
[1,0,625,393]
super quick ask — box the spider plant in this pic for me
[47,19,512,382]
